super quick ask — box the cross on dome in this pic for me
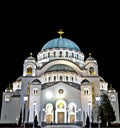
[89,53,91,57]
[58,29,64,38]
[30,52,33,56]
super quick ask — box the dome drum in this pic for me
[37,49,85,68]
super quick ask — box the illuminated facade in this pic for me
[0,30,119,126]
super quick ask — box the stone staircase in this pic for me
[43,125,81,128]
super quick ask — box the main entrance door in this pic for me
[58,112,64,123]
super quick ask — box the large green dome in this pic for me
[41,38,80,51]
[46,64,76,72]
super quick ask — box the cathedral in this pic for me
[0,30,119,127]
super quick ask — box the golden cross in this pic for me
[58,29,64,38]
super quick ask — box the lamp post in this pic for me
[33,101,36,128]
[42,108,45,123]
[88,102,91,128]
[67,109,69,123]
[95,96,101,128]
[23,95,28,128]
[78,108,81,123]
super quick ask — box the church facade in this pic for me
[0,30,119,126]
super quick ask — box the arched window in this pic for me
[68,102,76,113]
[111,95,116,101]
[5,95,10,101]
[66,76,68,81]
[46,103,53,113]
[33,88,39,95]
[54,76,56,81]
[54,51,56,57]
[57,102,64,109]
[71,77,74,81]
[60,76,62,81]
[27,66,32,74]
[48,77,51,82]
[56,100,66,111]
[59,51,62,57]
[84,88,89,95]
[66,51,68,57]
[48,52,50,58]
[89,67,95,74]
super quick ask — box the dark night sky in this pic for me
[0,3,120,110]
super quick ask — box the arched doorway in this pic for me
[43,100,78,124]
[45,103,53,123]
[68,102,76,123]
[55,100,67,123]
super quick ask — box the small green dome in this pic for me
[32,79,41,84]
